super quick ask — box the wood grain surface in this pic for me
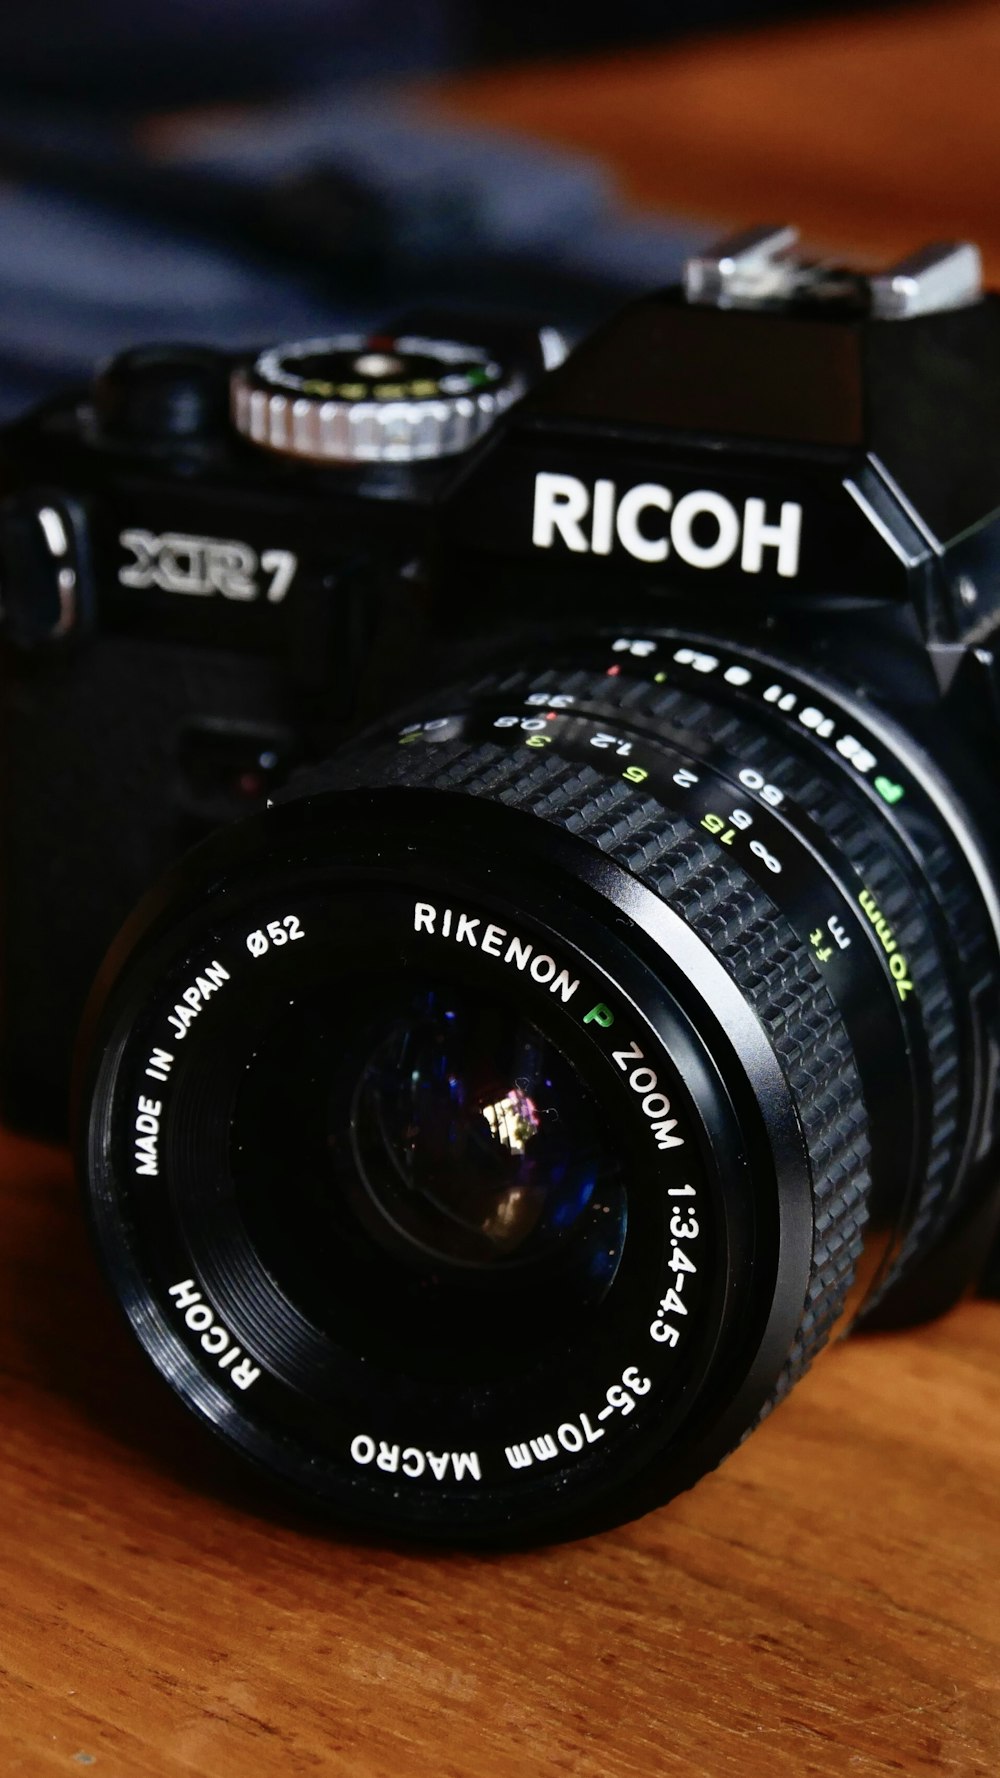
[4,5,1000,1774]
[431,0,1000,278]
[1,1128,998,1775]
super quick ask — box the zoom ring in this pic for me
[515,664,985,1294]
[352,733,872,1411]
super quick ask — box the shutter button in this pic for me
[93,345,231,444]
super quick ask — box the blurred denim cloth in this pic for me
[3,0,877,106]
[0,91,705,421]
[165,93,619,258]
[0,185,346,417]
[4,2,459,104]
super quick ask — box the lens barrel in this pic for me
[77,633,1000,1543]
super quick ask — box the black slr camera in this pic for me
[2,225,998,1545]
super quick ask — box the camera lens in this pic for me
[78,631,999,1543]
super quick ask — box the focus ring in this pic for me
[337,734,872,1408]
[540,666,984,1290]
[493,662,983,1295]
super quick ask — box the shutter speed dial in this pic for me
[231,333,522,464]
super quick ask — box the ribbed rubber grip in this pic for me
[492,663,991,1298]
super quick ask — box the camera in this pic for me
[3,225,999,1544]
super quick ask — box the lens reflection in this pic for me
[351,986,607,1271]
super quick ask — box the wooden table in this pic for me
[433,0,1000,280]
[4,5,1000,1772]
[3,1130,998,1774]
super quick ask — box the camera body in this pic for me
[0,313,560,1129]
[3,225,1000,1351]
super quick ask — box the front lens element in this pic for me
[227,964,630,1374]
[351,982,615,1272]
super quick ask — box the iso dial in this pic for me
[231,333,522,464]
